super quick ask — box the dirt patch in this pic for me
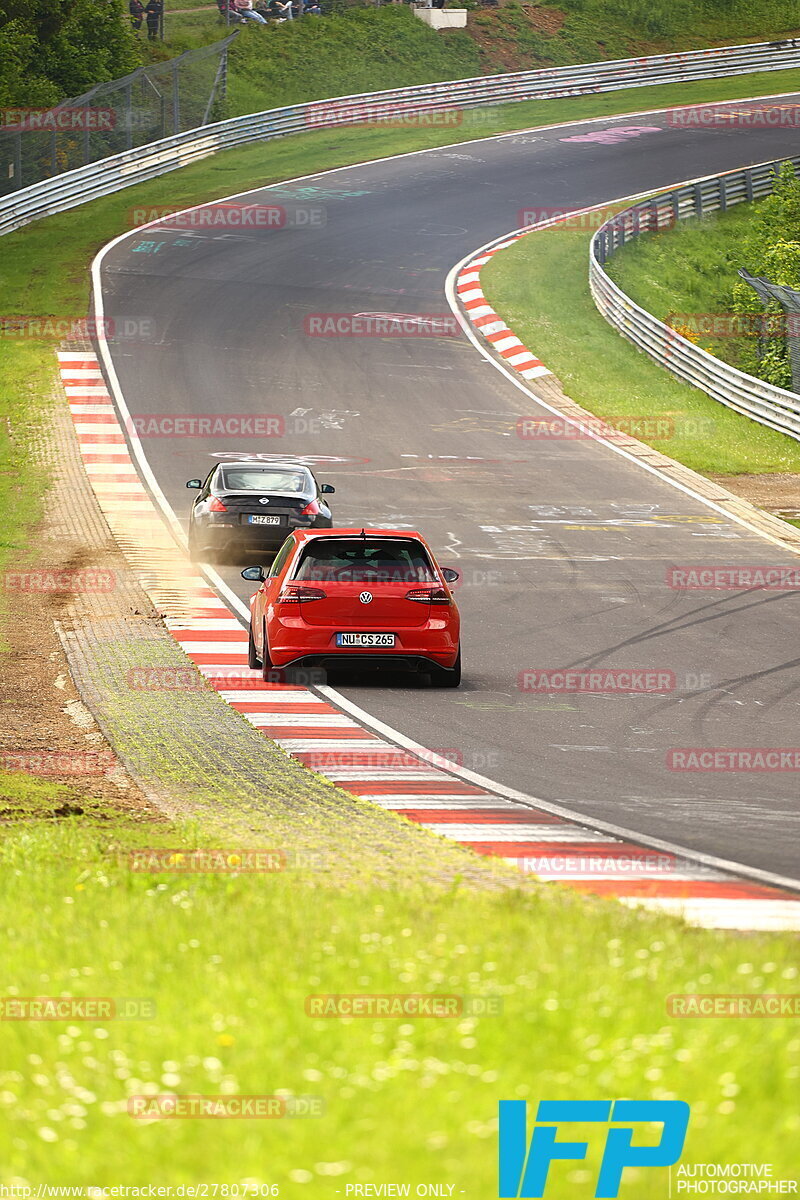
[709,473,800,520]
[520,4,565,35]
[0,424,164,824]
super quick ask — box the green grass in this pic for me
[146,1,800,120]
[0,776,798,1185]
[607,202,788,377]
[481,213,800,477]
[148,0,800,97]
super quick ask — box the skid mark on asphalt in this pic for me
[57,350,800,931]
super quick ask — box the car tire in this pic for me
[260,620,274,681]
[247,622,261,670]
[430,644,461,688]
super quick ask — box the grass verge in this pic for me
[0,773,798,1184]
[480,214,800,477]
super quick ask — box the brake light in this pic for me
[208,497,227,512]
[278,585,327,603]
[406,587,451,605]
[300,499,321,516]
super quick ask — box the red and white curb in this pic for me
[455,240,551,381]
[58,351,800,931]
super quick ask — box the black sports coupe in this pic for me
[186,460,335,560]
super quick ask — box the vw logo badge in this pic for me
[359,591,373,604]
[258,497,270,505]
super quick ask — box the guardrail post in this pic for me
[13,134,22,190]
[745,168,754,203]
[719,174,727,212]
[694,182,703,218]
[172,63,181,134]
[125,81,134,151]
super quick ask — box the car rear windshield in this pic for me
[294,538,437,583]
[220,467,310,493]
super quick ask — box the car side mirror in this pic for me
[442,568,460,583]
[186,479,202,489]
[320,484,335,494]
[241,566,265,582]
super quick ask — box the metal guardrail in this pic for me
[590,157,800,442]
[1,38,799,237]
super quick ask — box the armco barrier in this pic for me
[590,156,800,442]
[1,39,799,237]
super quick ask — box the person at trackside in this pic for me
[145,0,163,39]
[233,0,269,21]
[129,0,144,33]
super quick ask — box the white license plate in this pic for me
[247,515,281,525]
[336,632,396,648]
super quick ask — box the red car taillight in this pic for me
[278,585,327,604]
[406,587,451,605]
[208,497,227,512]
[300,499,321,516]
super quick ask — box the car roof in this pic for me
[291,528,427,542]
[217,461,311,472]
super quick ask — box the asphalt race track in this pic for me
[97,96,800,881]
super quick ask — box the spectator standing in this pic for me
[145,0,163,39]
[129,0,144,32]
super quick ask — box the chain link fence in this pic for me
[0,33,236,198]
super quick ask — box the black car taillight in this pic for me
[300,499,321,516]
[405,587,451,605]
[278,585,327,604]
[208,496,227,512]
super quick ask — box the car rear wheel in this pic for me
[430,644,461,688]
[260,620,274,681]
[247,622,261,670]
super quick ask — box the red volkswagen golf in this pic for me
[242,529,462,686]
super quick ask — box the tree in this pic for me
[0,0,139,107]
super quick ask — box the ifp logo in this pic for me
[498,1100,689,1198]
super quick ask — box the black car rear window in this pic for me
[220,468,310,493]
[294,538,436,583]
